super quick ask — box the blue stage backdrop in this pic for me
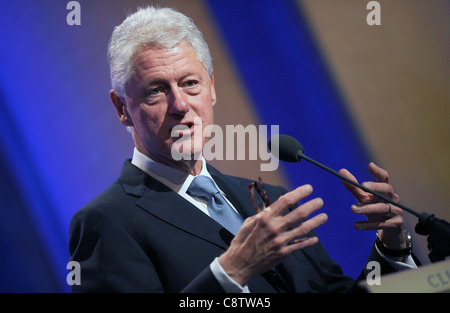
[0,0,376,292]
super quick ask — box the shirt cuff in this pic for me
[375,244,418,270]
[210,257,250,293]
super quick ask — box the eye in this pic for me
[184,80,198,87]
[147,87,161,96]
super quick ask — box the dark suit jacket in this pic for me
[69,160,397,292]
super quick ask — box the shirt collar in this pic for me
[131,147,214,194]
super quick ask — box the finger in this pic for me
[351,202,401,216]
[285,212,328,242]
[365,163,400,203]
[354,214,404,230]
[277,213,327,255]
[283,197,324,230]
[281,236,319,255]
[361,181,393,195]
[338,168,372,203]
[360,181,400,203]
[268,184,313,216]
[368,162,389,183]
[354,220,387,230]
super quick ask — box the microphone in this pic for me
[268,134,450,262]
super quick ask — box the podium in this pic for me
[359,259,450,293]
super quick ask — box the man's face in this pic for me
[114,43,216,166]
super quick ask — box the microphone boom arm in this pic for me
[298,152,419,217]
[298,151,450,262]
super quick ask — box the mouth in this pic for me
[171,121,195,137]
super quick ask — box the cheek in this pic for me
[137,104,165,127]
[199,100,215,126]
[135,112,157,133]
[132,107,168,143]
[204,111,215,135]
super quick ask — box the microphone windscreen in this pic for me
[268,134,304,162]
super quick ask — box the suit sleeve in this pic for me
[69,206,226,293]
[181,267,225,293]
[69,206,165,292]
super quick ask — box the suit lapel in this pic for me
[119,160,234,249]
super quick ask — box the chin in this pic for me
[170,140,204,161]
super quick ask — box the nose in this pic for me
[168,87,189,116]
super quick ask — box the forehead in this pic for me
[131,43,206,79]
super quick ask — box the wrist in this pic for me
[218,254,249,287]
[210,258,249,292]
[375,230,412,258]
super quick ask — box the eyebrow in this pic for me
[144,72,202,87]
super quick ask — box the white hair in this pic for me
[107,6,213,98]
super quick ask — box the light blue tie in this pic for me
[187,175,244,235]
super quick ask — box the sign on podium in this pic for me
[360,259,450,293]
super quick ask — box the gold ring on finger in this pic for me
[386,203,392,215]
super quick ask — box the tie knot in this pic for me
[187,175,220,201]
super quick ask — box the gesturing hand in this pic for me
[218,184,327,286]
[339,162,407,252]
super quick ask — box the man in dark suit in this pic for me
[69,6,417,293]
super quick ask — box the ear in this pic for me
[110,89,133,127]
[209,73,216,107]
